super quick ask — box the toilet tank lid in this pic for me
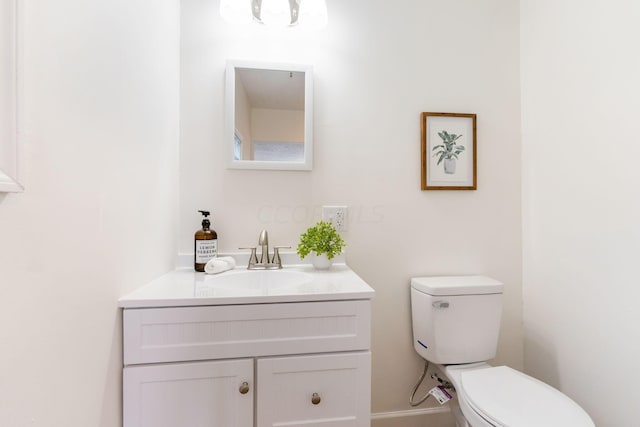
[411,275,503,296]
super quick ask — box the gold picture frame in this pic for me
[421,112,477,190]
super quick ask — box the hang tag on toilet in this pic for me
[428,385,453,405]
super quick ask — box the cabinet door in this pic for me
[257,352,371,427]
[124,359,253,427]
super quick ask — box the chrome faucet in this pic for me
[258,229,269,264]
[240,229,290,270]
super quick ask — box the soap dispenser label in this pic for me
[428,386,452,405]
[196,239,218,263]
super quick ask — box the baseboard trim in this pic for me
[371,406,451,420]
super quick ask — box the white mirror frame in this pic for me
[225,60,313,171]
[0,0,22,192]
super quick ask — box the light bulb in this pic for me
[260,0,292,26]
[219,0,328,29]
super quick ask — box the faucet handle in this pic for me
[238,247,258,268]
[272,246,291,267]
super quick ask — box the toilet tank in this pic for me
[410,276,503,364]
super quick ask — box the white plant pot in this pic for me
[443,158,456,174]
[311,253,332,270]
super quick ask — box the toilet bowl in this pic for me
[410,276,595,427]
[440,363,594,427]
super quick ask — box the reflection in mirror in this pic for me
[225,60,313,170]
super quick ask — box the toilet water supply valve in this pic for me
[431,372,454,392]
[409,361,455,407]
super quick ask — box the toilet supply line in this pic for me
[409,360,454,407]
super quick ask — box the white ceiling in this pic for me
[237,67,305,110]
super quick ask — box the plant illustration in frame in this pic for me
[421,112,477,190]
[433,130,466,174]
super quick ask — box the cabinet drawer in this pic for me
[257,352,371,427]
[123,300,371,365]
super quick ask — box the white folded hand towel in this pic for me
[204,256,237,274]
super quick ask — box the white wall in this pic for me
[180,0,522,423]
[521,1,640,426]
[0,1,179,426]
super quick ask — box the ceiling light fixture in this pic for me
[220,0,328,29]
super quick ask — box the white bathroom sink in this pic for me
[203,269,313,290]
[118,263,375,307]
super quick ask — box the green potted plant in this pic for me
[297,221,346,269]
[432,130,465,174]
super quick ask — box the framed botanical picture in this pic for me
[421,112,477,190]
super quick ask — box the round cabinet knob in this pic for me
[311,393,321,405]
[239,382,250,394]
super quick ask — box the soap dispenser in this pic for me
[194,210,218,272]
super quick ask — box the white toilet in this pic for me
[410,275,595,427]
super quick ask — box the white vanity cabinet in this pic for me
[121,275,373,427]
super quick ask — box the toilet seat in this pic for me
[459,366,594,427]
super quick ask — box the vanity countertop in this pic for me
[118,263,375,308]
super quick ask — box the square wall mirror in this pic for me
[225,60,313,171]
